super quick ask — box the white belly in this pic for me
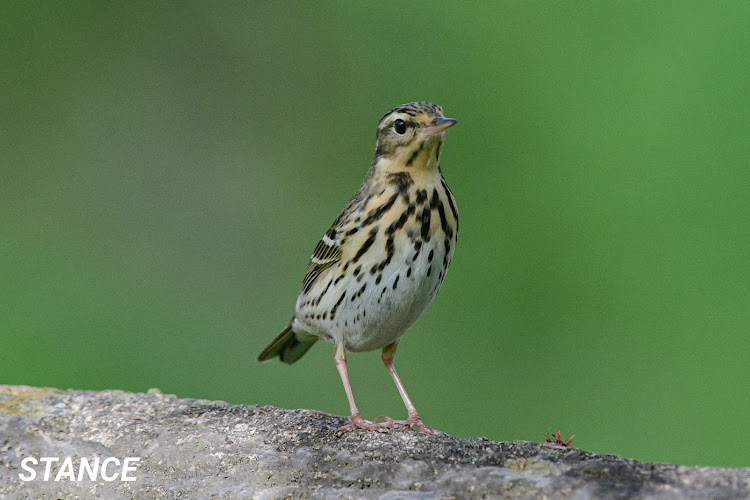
[342,237,446,352]
[295,232,450,352]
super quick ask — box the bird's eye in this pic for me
[393,119,407,135]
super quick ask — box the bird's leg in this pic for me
[380,342,444,435]
[334,342,386,433]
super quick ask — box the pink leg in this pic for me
[334,343,386,433]
[381,342,444,435]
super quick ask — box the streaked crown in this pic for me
[373,101,456,171]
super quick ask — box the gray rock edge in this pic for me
[0,385,748,499]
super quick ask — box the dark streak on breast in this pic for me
[420,207,431,241]
[387,204,415,235]
[330,291,347,320]
[352,226,378,264]
[441,178,459,234]
[387,172,413,194]
[362,193,398,226]
[436,199,451,239]
[315,279,333,305]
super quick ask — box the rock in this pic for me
[0,385,748,499]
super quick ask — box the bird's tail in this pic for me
[257,320,318,364]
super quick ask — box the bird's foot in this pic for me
[336,413,389,433]
[374,415,445,435]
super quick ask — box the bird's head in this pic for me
[372,101,456,172]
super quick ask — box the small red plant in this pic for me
[545,428,575,447]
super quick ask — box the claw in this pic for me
[342,414,445,435]
[335,410,445,436]
[408,416,444,435]
[336,413,389,433]
[386,416,445,435]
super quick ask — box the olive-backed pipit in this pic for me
[258,102,458,434]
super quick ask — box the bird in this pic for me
[258,101,458,434]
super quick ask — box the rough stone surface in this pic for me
[0,385,748,499]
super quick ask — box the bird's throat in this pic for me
[374,136,443,174]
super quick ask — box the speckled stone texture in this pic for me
[0,385,748,499]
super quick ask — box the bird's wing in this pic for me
[301,227,342,293]
[300,198,359,294]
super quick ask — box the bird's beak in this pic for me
[425,117,457,135]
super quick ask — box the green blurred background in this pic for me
[2,3,749,467]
